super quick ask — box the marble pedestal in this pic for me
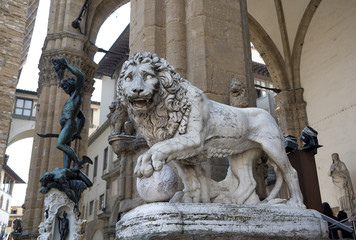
[37,189,87,240]
[116,203,328,240]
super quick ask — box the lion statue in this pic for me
[229,77,249,108]
[117,51,304,207]
[107,97,135,137]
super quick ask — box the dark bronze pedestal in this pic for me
[288,150,323,212]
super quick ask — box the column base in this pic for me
[37,189,87,240]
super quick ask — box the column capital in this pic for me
[274,88,308,140]
[38,50,97,94]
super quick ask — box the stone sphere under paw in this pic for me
[137,165,178,202]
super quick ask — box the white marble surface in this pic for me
[116,202,328,239]
[37,189,86,240]
[137,165,178,202]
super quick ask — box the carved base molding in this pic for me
[37,189,87,240]
[116,202,328,240]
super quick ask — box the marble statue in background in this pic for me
[107,97,135,137]
[328,153,355,211]
[229,77,249,108]
[117,51,304,207]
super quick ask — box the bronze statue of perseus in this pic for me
[39,57,91,170]
[53,57,85,170]
[38,57,93,215]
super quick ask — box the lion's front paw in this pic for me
[134,154,151,178]
[134,150,167,178]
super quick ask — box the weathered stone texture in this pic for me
[117,203,328,240]
[0,0,27,164]
[129,0,255,105]
[130,0,166,56]
[21,0,40,66]
[185,0,254,105]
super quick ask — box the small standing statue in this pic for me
[57,211,69,240]
[328,153,355,211]
[107,97,135,137]
[12,219,22,233]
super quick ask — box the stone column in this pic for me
[165,0,187,78]
[21,1,97,238]
[129,0,166,56]
[185,0,256,105]
[274,88,308,139]
[130,0,255,106]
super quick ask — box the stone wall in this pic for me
[21,0,40,66]
[130,0,255,106]
[301,0,356,208]
[0,0,27,165]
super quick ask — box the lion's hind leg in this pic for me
[172,162,210,203]
[219,149,261,204]
[260,139,305,208]
[230,150,261,204]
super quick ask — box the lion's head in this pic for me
[117,52,191,146]
[229,78,248,108]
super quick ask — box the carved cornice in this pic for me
[43,31,87,51]
[101,168,120,182]
[47,31,87,41]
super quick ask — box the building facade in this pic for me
[6,206,24,236]
[0,156,25,237]
[0,0,28,166]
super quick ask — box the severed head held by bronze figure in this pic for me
[52,57,67,85]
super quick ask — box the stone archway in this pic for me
[8,129,34,147]
[248,14,289,90]
[87,0,130,44]
[249,14,304,137]
[247,0,322,138]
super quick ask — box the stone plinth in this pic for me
[116,203,328,240]
[288,150,323,212]
[37,189,87,240]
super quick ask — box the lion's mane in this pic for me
[117,52,191,147]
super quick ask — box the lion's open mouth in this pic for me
[130,98,153,110]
